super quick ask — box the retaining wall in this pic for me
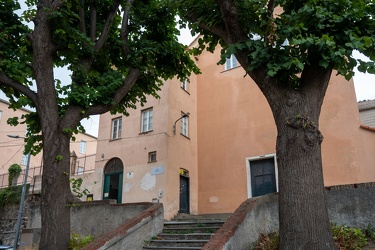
[203,182,375,250]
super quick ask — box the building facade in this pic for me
[91,41,375,219]
[0,99,98,188]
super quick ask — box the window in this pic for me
[80,140,86,154]
[21,154,29,166]
[77,166,84,175]
[148,151,157,162]
[111,117,122,139]
[180,113,189,137]
[141,108,153,132]
[180,78,189,92]
[225,54,238,70]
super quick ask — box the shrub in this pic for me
[8,163,22,187]
[69,232,95,250]
[253,232,279,250]
[331,224,367,250]
[365,224,375,241]
[0,185,30,209]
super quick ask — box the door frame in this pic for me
[245,153,279,198]
[103,172,123,203]
[179,170,190,214]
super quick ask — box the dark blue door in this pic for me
[179,175,190,213]
[250,158,276,197]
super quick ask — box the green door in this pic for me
[103,158,124,204]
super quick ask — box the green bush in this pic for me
[252,224,368,250]
[8,163,22,187]
[365,224,375,241]
[0,184,30,209]
[69,232,95,250]
[331,224,367,250]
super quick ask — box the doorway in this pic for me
[179,169,190,213]
[103,157,123,204]
[246,155,278,198]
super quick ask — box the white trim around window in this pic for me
[111,117,122,140]
[80,140,87,154]
[141,108,153,133]
[225,54,238,70]
[180,113,189,137]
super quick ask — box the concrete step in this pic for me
[164,221,225,228]
[143,246,202,250]
[172,213,232,222]
[162,226,220,234]
[146,239,208,247]
[143,214,229,250]
[157,233,213,240]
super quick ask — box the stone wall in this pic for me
[0,195,157,247]
[203,182,375,250]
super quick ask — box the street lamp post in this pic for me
[7,135,30,250]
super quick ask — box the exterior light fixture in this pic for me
[173,112,190,135]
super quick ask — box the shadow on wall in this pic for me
[204,182,375,250]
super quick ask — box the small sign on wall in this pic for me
[151,166,164,175]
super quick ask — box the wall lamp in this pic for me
[7,134,30,250]
[173,112,190,135]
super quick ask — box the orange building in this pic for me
[93,41,375,219]
[0,99,98,188]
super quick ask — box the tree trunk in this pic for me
[39,131,72,250]
[264,68,337,249]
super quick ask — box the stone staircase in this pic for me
[143,213,231,250]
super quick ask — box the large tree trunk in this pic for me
[39,131,72,249]
[32,2,73,249]
[264,65,337,249]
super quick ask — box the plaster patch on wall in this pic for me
[124,183,135,192]
[141,172,156,191]
[209,196,219,203]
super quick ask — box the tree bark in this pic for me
[263,67,337,249]
[32,2,73,249]
[39,131,72,250]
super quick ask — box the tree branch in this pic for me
[89,1,97,41]
[0,72,38,104]
[85,68,141,116]
[215,0,248,43]
[94,0,121,52]
[120,0,135,55]
[79,0,87,35]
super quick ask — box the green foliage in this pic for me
[365,224,375,241]
[8,163,22,187]
[178,0,375,86]
[252,232,279,250]
[70,178,90,199]
[55,155,63,162]
[331,224,367,250]
[0,0,199,155]
[252,224,369,250]
[0,185,30,209]
[69,232,94,250]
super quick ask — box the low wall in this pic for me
[28,199,153,238]
[203,182,375,250]
[1,198,158,247]
[82,203,164,250]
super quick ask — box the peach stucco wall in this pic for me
[0,99,97,187]
[195,47,375,214]
[94,78,198,219]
